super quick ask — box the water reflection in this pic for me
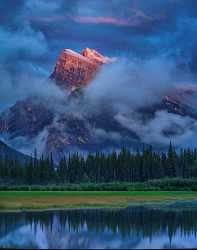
[1,201,197,249]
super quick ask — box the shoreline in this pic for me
[1,200,197,213]
[1,191,197,212]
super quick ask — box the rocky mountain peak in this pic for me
[51,48,113,90]
[82,48,114,65]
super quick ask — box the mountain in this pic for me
[50,48,114,90]
[139,85,197,119]
[0,98,142,157]
[0,48,197,158]
[0,140,30,164]
[163,85,197,119]
[82,48,115,65]
[0,98,53,138]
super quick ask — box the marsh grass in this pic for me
[0,191,197,211]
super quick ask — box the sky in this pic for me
[1,0,197,77]
[1,0,197,153]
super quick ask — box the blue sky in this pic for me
[1,0,197,76]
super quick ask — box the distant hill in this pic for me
[0,140,30,164]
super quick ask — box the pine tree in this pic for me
[167,142,177,177]
[26,156,34,184]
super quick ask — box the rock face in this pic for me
[0,98,53,138]
[50,48,113,90]
[82,48,114,65]
[162,86,197,119]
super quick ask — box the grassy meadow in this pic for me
[0,191,197,211]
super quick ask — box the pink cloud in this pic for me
[29,12,165,29]
[72,16,131,26]
[71,13,160,28]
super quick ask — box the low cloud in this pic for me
[115,111,197,147]
[83,57,197,148]
[85,57,175,112]
[2,128,49,158]
[0,26,48,64]
[0,67,66,112]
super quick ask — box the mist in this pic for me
[0,67,66,112]
[85,57,175,112]
[83,57,197,148]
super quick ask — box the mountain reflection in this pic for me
[1,203,197,249]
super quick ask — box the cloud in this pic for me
[0,0,25,26]
[72,16,131,26]
[2,0,194,70]
[2,128,49,158]
[25,0,61,14]
[85,57,175,112]
[0,26,48,64]
[115,111,197,147]
[0,67,66,112]
[1,0,197,62]
[82,56,197,148]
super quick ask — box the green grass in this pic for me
[2,178,197,191]
[0,191,197,211]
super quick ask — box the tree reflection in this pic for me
[1,205,197,242]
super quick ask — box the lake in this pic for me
[1,201,197,249]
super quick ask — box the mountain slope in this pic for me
[0,140,30,163]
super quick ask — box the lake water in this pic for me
[1,201,197,249]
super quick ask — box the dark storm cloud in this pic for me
[1,0,197,74]
[17,0,196,68]
[0,0,50,73]
[0,0,25,27]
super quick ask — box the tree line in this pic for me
[1,143,197,185]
